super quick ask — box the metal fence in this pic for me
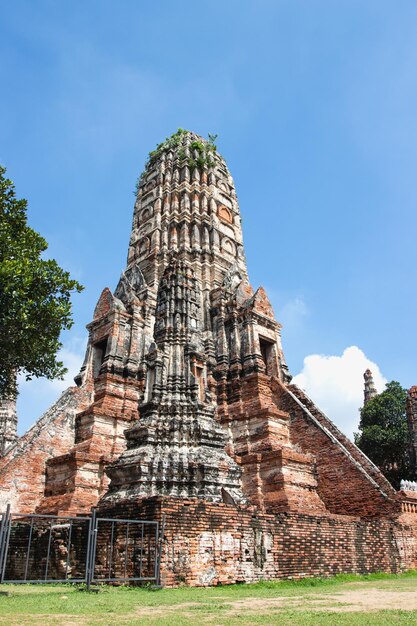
[0,505,163,587]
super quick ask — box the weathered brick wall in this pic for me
[98,496,417,587]
[219,373,328,514]
[286,383,394,493]
[0,386,91,514]
[273,382,399,517]
[36,373,141,516]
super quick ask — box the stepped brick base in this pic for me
[98,496,417,587]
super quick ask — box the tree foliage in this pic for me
[0,165,83,397]
[354,381,410,488]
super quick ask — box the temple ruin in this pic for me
[1,129,417,585]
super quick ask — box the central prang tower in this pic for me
[100,129,291,505]
[39,129,318,516]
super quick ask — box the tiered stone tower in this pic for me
[363,369,378,405]
[103,258,244,503]
[37,129,320,514]
[101,129,293,506]
[33,129,397,520]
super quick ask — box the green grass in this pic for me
[1,571,417,625]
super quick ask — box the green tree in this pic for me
[0,165,83,397]
[354,381,410,488]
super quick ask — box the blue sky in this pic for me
[1,1,417,437]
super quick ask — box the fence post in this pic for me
[156,514,165,587]
[86,508,97,590]
[0,504,11,583]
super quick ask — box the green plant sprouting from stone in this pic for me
[135,130,218,193]
[187,134,217,172]
[148,128,188,164]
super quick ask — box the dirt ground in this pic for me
[118,579,417,619]
[135,579,417,618]
[226,585,417,613]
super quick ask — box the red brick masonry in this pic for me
[100,496,417,586]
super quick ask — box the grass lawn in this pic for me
[0,571,417,625]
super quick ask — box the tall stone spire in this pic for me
[363,369,378,405]
[38,129,291,513]
[100,129,291,505]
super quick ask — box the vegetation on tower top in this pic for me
[184,133,217,172]
[147,128,189,164]
[135,130,218,194]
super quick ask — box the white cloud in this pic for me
[292,346,387,439]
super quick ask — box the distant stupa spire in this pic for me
[363,369,378,405]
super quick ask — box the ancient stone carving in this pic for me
[114,260,147,305]
[102,259,245,504]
